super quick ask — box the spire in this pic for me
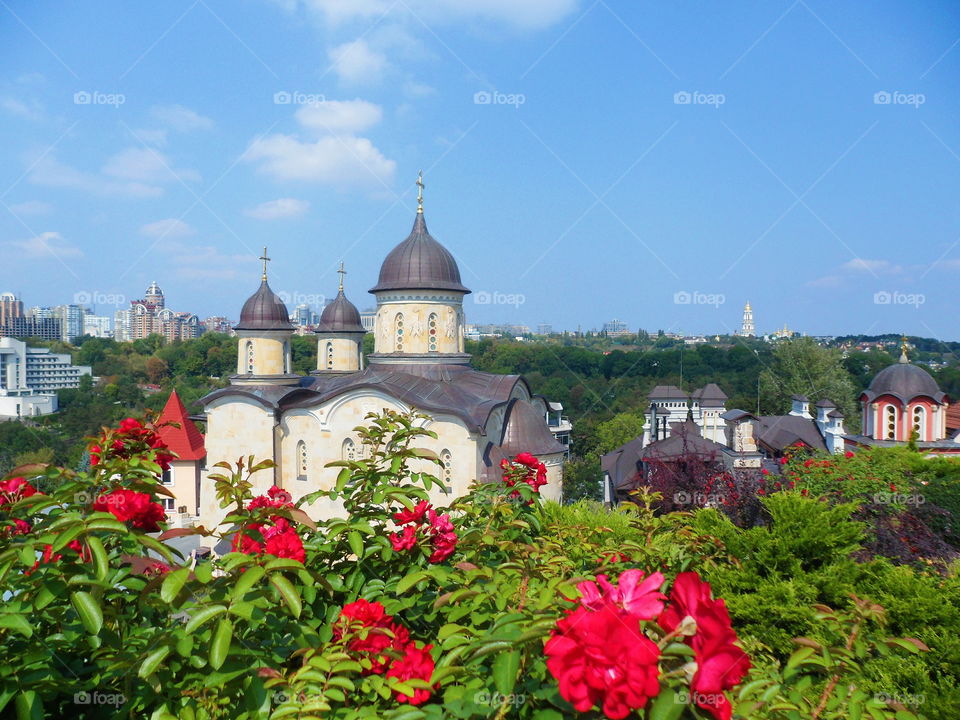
[259,246,271,282]
[899,335,910,363]
[416,170,424,214]
[337,261,346,292]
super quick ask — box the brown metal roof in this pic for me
[862,361,945,404]
[316,290,366,333]
[370,213,470,294]
[235,279,294,331]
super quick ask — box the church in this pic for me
[197,184,567,527]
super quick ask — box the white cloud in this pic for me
[295,99,382,133]
[1,97,43,121]
[245,198,310,220]
[167,242,254,281]
[841,258,902,274]
[29,154,163,199]
[151,104,214,132]
[285,0,579,29]
[328,39,388,84]
[102,147,200,184]
[139,218,197,239]
[246,99,395,186]
[7,231,82,259]
[135,129,169,146]
[247,134,395,185]
[7,200,52,215]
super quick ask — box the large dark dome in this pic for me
[235,280,293,331]
[317,290,366,333]
[864,358,945,403]
[369,213,470,294]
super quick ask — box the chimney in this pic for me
[789,394,811,419]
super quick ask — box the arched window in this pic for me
[342,438,357,462]
[394,313,404,352]
[283,340,291,374]
[245,341,255,373]
[296,440,308,481]
[440,449,452,493]
[885,405,898,440]
[912,406,926,441]
[325,341,334,369]
[428,313,438,352]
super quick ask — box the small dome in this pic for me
[146,281,162,296]
[235,279,293,331]
[866,358,944,403]
[317,290,366,333]
[370,213,470,294]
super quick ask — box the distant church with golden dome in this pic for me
[198,178,567,525]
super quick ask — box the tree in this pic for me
[145,356,169,384]
[759,337,858,424]
[594,412,645,455]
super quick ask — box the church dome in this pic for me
[370,213,470,294]
[865,355,944,403]
[317,290,366,333]
[235,279,293,331]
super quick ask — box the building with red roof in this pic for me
[156,390,205,517]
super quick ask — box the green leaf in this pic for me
[194,561,213,584]
[14,690,42,720]
[348,530,364,559]
[85,536,109,581]
[649,688,686,720]
[492,649,521,695]
[0,614,32,638]
[139,646,172,678]
[397,570,428,594]
[70,591,103,635]
[85,518,127,533]
[185,605,228,634]
[50,524,84,553]
[234,565,266,598]
[209,618,233,670]
[786,647,816,669]
[270,575,302,618]
[161,568,190,604]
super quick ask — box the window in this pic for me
[245,341,254,373]
[161,468,172,486]
[297,440,308,481]
[325,342,334,369]
[394,313,404,352]
[885,405,898,440]
[162,497,176,512]
[342,438,357,462]
[440,449,452,493]
[428,313,438,352]
[283,340,291,374]
[912,406,926,441]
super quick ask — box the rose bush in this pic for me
[0,410,927,719]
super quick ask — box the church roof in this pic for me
[755,414,827,453]
[317,290,366,334]
[369,213,470,294]
[202,362,528,434]
[862,356,945,404]
[691,383,728,406]
[648,385,686,400]
[235,279,294,331]
[156,390,205,461]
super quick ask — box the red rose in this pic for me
[393,501,430,526]
[0,477,38,507]
[334,600,412,676]
[845,450,855,459]
[515,452,539,468]
[390,524,418,551]
[659,573,750,720]
[93,488,166,532]
[546,603,660,718]
[233,523,265,555]
[263,518,305,563]
[387,642,435,705]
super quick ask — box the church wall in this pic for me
[199,396,278,528]
[316,336,362,372]
[373,294,464,354]
[236,333,290,375]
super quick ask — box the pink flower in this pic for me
[577,570,665,620]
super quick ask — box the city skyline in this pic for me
[1,2,959,338]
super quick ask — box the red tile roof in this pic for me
[156,390,206,461]
[947,404,960,434]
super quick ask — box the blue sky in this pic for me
[1,1,958,338]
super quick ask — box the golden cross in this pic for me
[416,170,424,214]
[259,247,270,281]
[337,261,346,292]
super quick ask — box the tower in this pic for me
[741,301,755,337]
[232,248,298,386]
[145,281,164,309]
[368,172,470,364]
[314,263,367,373]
